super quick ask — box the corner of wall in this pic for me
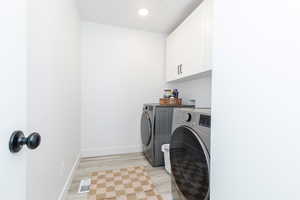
[57,153,81,200]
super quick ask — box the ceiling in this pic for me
[77,0,203,34]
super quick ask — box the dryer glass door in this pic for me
[141,111,152,146]
[170,126,209,200]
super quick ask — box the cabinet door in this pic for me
[166,30,183,81]
[181,0,212,77]
[166,32,177,82]
[165,0,212,82]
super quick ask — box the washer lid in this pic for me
[170,126,209,200]
[141,111,152,146]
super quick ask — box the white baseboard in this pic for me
[81,145,142,158]
[58,153,81,200]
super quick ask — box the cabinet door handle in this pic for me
[180,64,183,74]
[9,131,41,153]
[177,65,180,75]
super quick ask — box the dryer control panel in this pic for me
[199,115,211,128]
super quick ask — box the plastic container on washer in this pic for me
[161,144,171,174]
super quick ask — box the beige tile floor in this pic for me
[64,152,172,200]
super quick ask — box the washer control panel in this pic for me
[199,115,211,128]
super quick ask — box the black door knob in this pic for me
[9,131,41,153]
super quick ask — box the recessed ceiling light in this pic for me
[138,8,149,16]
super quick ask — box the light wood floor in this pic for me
[64,152,172,200]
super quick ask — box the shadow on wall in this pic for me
[166,74,212,108]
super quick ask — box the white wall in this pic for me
[81,22,166,157]
[27,0,81,200]
[167,75,212,108]
[211,0,300,200]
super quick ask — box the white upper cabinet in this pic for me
[166,0,212,82]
